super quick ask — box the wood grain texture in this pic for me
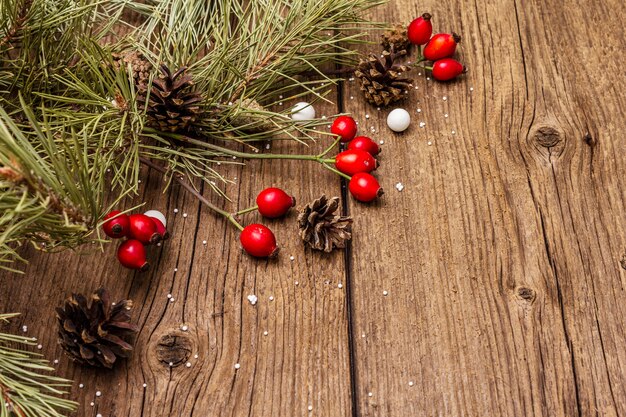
[2,0,626,416]
[345,0,626,415]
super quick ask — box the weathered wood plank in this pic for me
[0,102,353,415]
[345,0,626,415]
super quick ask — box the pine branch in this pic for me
[0,99,127,271]
[0,313,77,417]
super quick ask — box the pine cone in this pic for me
[137,65,204,133]
[56,288,138,368]
[298,196,352,252]
[354,47,412,107]
[112,50,153,89]
[381,23,410,52]
[230,98,278,133]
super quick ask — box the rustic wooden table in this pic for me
[1,0,625,415]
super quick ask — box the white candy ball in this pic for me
[144,210,167,227]
[386,108,411,132]
[290,102,316,121]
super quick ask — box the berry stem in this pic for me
[424,65,433,71]
[144,129,348,180]
[317,135,342,158]
[234,206,259,216]
[139,157,245,231]
[321,163,352,180]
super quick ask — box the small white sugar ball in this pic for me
[290,102,316,121]
[144,210,167,227]
[386,108,411,132]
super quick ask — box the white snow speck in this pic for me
[247,295,258,305]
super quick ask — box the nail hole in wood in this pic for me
[156,333,193,367]
[584,132,596,147]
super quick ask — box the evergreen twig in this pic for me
[0,313,77,417]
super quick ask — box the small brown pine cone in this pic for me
[112,50,153,89]
[56,288,138,368]
[381,23,411,52]
[298,195,352,252]
[354,47,412,107]
[229,98,280,133]
[137,65,204,133]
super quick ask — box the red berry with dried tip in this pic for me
[432,58,466,81]
[347,136,381,156]
[330,116,358,142]
[117,239,149,271]
[349,173,384,202]
[335,149,378,176]
[423,33,461,61]
[102,210,130,239]
[240,224,279,258]
[256,187,296,218]
[144,210,169,240]
[128,214,161,245]
[407,13,433,45]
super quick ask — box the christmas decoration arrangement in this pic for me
[356,12,467,107]
[0,0,467,413]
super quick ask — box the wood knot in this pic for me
[155,333,193,367]
[532,125,562,148]
[620,253,626,271]
[516,286,536,303]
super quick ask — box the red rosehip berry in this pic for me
[256,187,296,218]
[334,149,378,176]
[117,239,149,271]
[102,210,130,239]
[330,115,358,142]
[144,210,169,240]
[423,32,461,61]
[349,173,384,202]
[432,58,466,81]
[347,136,381,156]
[407,13,432,45]
[240,224,279,258]
[128,213,160,245]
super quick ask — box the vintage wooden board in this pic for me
[346,0,626,415]
[1,0,625,416]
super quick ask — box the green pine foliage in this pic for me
[0,313,77,416]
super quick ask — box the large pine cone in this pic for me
[137,65,204,133]
[354,47,412,107]
[298,196,352,252]
[56,288,138,368]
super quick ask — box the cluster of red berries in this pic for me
[239,187,296,258]
[102,210,169,271]
[407,13,466,81]
[330,116,384,202]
